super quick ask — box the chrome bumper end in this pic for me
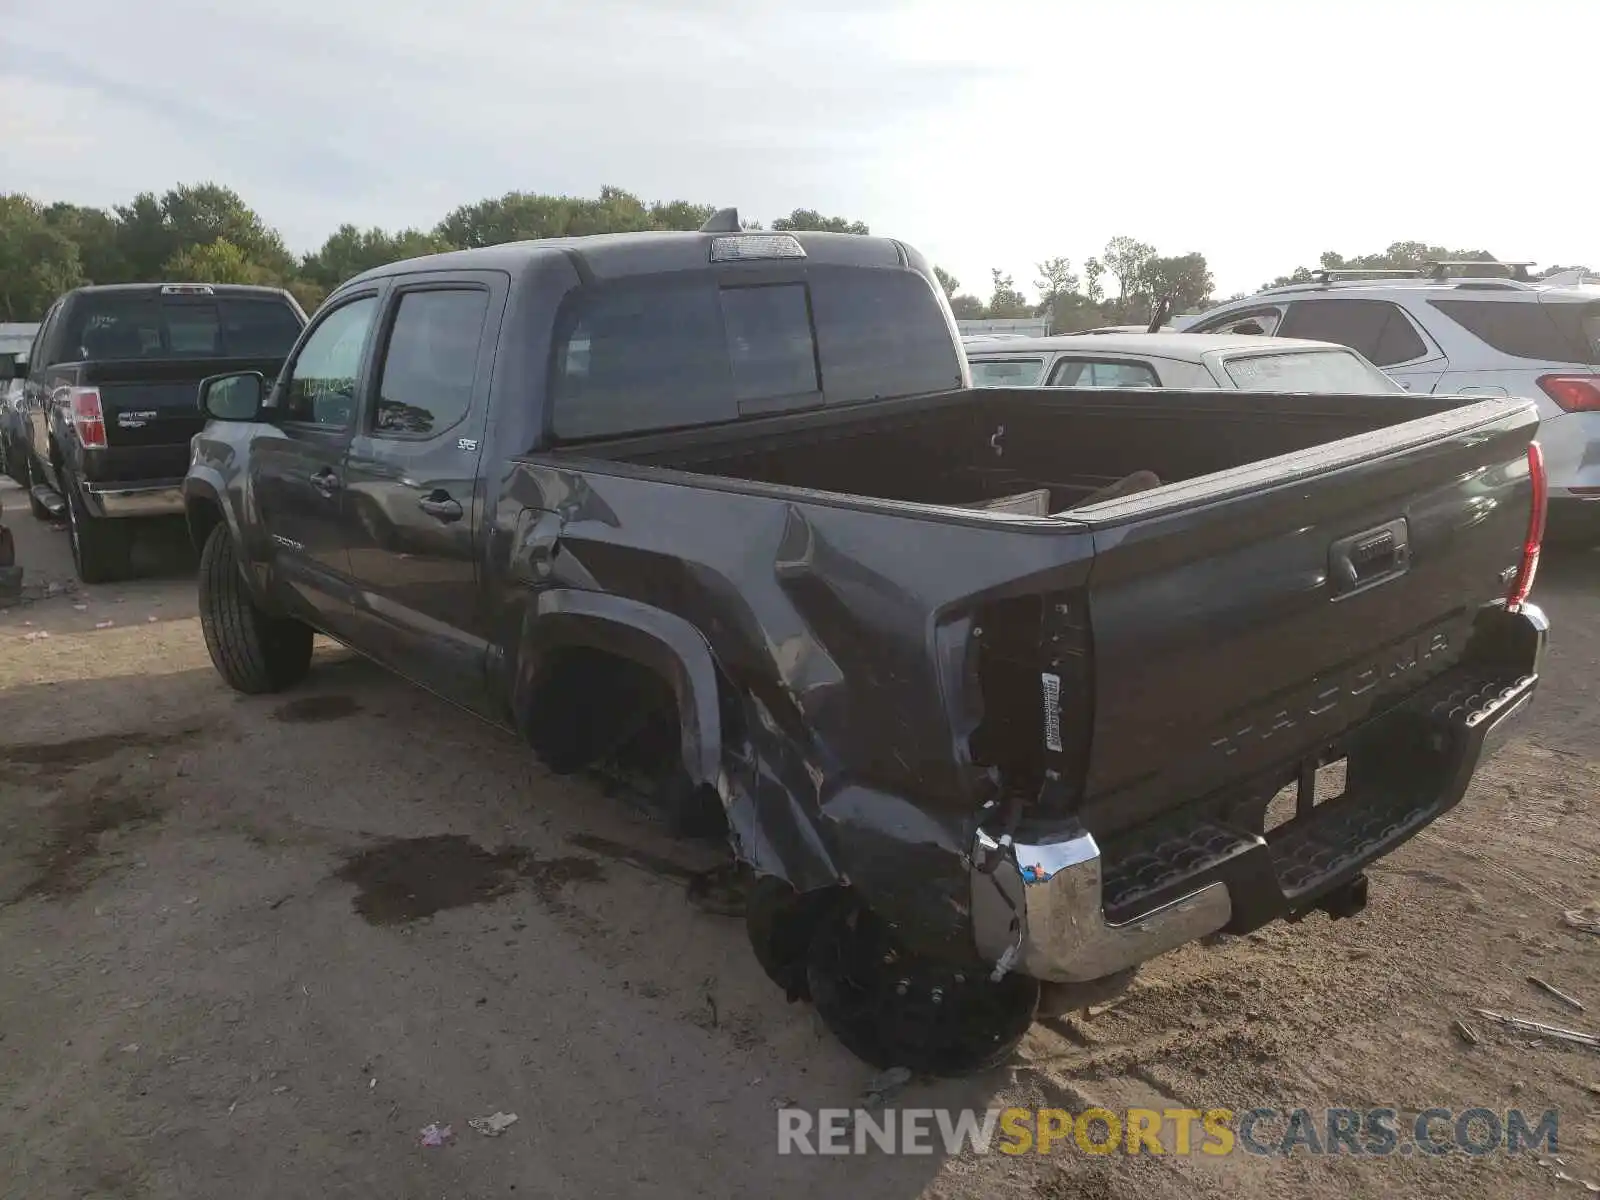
[83,479,186,518]
[971,825,1232,984]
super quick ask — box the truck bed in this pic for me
[576,386,1464,514]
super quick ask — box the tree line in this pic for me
[0,182,1572,332]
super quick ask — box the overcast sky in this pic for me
[3,0,1595,300]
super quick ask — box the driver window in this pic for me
[281,296,378,427]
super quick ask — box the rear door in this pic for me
[340,272,503,713]
[252,290,383,633]
[1275,297,1447,393]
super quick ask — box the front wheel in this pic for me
[806,897,1039,1076]
[198,523,313,694]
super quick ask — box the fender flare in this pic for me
[512,588,725,790]
[181,472,273,607]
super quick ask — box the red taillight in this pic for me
[68,387,106,449]
[1507,441,1547,610]
[1536,373,1600,412]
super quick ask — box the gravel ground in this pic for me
[2,480,1597,1200]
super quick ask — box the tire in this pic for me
[806,897,1039,1077]
[198,523,313,694]
[24,457,51,521]
[63,470,131,584]
[745,877,839,1002]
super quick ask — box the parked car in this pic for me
[15,283,306,581]
[0,356,26,483]
[964,332,1405,393]
[1185,264,1600,536]
[184,214,1548,1076]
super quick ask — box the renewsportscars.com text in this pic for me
[776,1106,1559,1158]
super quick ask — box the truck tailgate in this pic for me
[82,357,285,450]
[1076,397,1540,836]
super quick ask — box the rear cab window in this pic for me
[1221,349,1401,393]
[61,290,303,361]
[551,268,959,440]
[969,358,1046,387]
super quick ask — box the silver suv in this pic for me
[1188,264,1600,536]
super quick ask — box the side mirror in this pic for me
[0,354,16,383]
[199,371,266,421]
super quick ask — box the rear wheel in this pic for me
[805,897,1039,1076]
[198,523,313,694]
[63,471,130,584]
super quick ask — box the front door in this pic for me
[340,275,502,713]
[252,291,382,634]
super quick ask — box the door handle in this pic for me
[417,490,463,522]
[310,469,341,498]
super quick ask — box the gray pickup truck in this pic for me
[183,213,1549,1075]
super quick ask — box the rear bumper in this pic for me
[80,478,187,519]
[971,603,1548,984]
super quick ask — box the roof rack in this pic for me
[1423,260,1535,282]
[1306,268,1424,284]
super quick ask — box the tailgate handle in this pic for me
[1329,518,1409,597]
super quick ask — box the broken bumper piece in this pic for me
[970,825,1232,984]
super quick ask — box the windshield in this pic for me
[1222,349,1401,393]
[969,358,1046,387]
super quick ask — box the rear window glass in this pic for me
[1222,349,1400,393]
[969,358,1046,387]
[1428,298,1600,363]
[551,268,959,440]
[1277,298,1429,366]
[1048,358,1161,387]
[61,294,302,361]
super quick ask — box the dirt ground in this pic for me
[1,480,1597,1200]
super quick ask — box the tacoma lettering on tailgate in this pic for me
[1209,626,1454,760]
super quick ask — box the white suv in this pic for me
[1188,266,1600,537]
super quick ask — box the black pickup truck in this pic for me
[16,283,305,582]
[183,214,1549,1074]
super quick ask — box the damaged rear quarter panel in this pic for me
[495,459,1096,960]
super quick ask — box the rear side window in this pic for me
[1277,298,1429,366]
[61,293,302,361]
[1428,298,1600,363]
[373,289,490,436]
[970,358,1046,387]
[1222,349,1400,393]
[551,268,958,440]
[1047,358,1161,387]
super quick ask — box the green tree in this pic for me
[770,209,870,235]
[1083,256,1105,303]
[985,269,1032,319]
[0,195,85,320]
[949,294,987,319]
[932,266,960,299]
[112,183,293,281]
[1141,252,1214,313]
[302,224,451,290]
[43,202,128,284]
[1033,256,1081,330]
[1102,236,1156,302]
[163,238,277,285]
